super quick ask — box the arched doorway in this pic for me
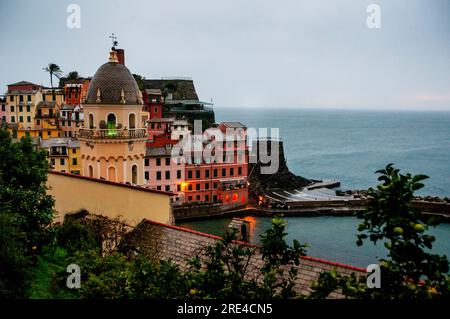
[108,166,116,182]
[89,114,94,129]
[131,165,138,184]
[129,113,136,129]
[88,165,94,177]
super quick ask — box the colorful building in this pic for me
[181,122,248,208]
[5,81,43,139]
[143,88,163,119]
[144,136,185,203]
[40,137,81,174]
[147,117,174,141]
[63,78,91,105]
[78,48,148,184]
[60,104,84,138]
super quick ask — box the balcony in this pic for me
[78,128,147,140]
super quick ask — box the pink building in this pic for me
[147,117,174,141]
[144,136,185,203]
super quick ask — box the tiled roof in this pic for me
[86,62,141,105]
[122,220,366,298]
[37,101,58,108]
[8,80,41,87]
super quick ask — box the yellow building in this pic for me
[78,49,147,184]
[40,138,81,174]
[5,81,43,138]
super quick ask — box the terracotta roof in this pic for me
[219,121,246,129]
[8,80,41,87]
[122,219,366,298]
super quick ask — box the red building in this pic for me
[182,122,248,208]
[64,78,91,105]
[143,89,164,119]
[147,117,174,141]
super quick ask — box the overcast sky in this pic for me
[0,0,449,110]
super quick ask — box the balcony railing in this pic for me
[78,128,148,140]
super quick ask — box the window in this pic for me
[230,168,234,176]
[9,95,14,102]
[188,196,192,201]
[238,167,242,175]
[213,195,218,202]
[156,158,161,166]
[19,106,23,112]
[60,158,65,166]
[88,165,93,177]
[195,170,200,179]
[36,119,40,125]
[188,170,192,179]
[205,195,209,202]
[165,185,170,192]
[10,105,14,112]
[188,184,192,191]
[145,158,149,166]
[19,116,23,122]
[196,184,200,191]
[50,159,55,166]
[165,171,170,180]
[129,113,136,129]
[72,148,76,154]
[213,182,218,189]
[213,169,218,177]
[72,158,77,165]
[62,120,65,126]
[107,113,116,127]
[222,168,226,177]
[165,158,170,166]
[205,183,209,190]
[157,186,161,190]
[177,184,181,191]
[27,116,31,123]
[27,95,31,102]
[205,170,210,178]
[11,116,15,123]
[19,95,23,102]
[88,114,94,129]
[156,171,161,180]
[47,131,51,136]
[38,132,43,138]
[145,171,149,180]
[1,105,4,111]
[26,105,30,112]
[177,170,181,179]
[196,195,200,201]
[132,165,138,184]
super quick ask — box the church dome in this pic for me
[86,51,142,105]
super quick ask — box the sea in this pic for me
[178,108,450,267]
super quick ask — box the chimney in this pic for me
[116,49,125,65]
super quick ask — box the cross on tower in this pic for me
[109,33,118,49]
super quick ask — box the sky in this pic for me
[0,0,449,110]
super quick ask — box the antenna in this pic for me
[109,33,118,49]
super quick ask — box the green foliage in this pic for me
[309,164,450,299]
[0,125,55,298]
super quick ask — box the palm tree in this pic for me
[43,63,63,89]
[66,71,79,81]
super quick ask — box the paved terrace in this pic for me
[122,220,366,298]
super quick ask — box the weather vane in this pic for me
[109,33,118,50]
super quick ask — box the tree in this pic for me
[43,63,62,89]
[309,164,450,299]
[66,71,79,81]
[0,124,55,297]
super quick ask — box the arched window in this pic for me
[131,165,138,184]
[88,114,94,129]
[108,166,116,182]
[88,165,94,177]
[129,113,136,129]
[107,113,116,128]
